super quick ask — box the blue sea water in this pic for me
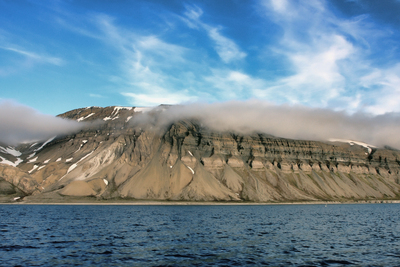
[0,203,400,266]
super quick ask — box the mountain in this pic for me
[1,105,400,203]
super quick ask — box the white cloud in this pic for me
[205,69,268,99]
[0,43,64,76]
[269,0,288,13]
[0,100,84,145]
[360,64,400,114]
[136,36,189,67]
[89,93,105,98]
[132,100,400,150]
[182,4,203,28]
[0,46,64,66]
[207,27,246,63]
[182,5,246,63]
[55,17,103,40]
[269,34,354,105]
[60,14,198,107]
[257,0,397,113]
[54,1,400,115]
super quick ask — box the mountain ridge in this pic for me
[1,105,400,203]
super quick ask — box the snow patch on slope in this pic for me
[35,136,56,151]
[78,151,93,163]
[60,151,96,181]
[67,163,77,174]
[187,166,195,174]
[0,156,23,167]
[74,144,121,181]
[28,157,38,163]
[0,146,22,157]
[329,139,376,154]
[28,165,38,174]
[29,142,38,148]
[0,146,23,166]
[104,106,133,121]
[75,145,83,153]
[77,112,95,122]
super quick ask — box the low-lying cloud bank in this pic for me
[2,100,399,150]
[0,101,84,145]
[132,100,400,150]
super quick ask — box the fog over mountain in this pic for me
[131,100,400,150]
[0,101,84,145]
[1,100,400,150]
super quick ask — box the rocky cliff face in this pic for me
[1,106,400,203]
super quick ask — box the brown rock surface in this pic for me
[59,181,96,197]
[0,164,39,194]
[1,105,399,203]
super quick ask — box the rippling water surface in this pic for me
[1,203,400,266]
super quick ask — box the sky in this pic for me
[2,0,400,148]
[1,0,400,116]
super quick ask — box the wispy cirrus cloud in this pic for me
[0,46,63,66]
[53,0,400,115]
[259,0,400,113]
[182,5,246,63]
[58,13,200,106]
[0,25,64,72]
[359,63,400,114]
[0,39,64,76]
[260,0,358,107]
[207,27,247,64]
[120,35,198,106]
[205,69,269,100]
[89,93,105,98]
[261,34,355,106]
[57,9,247,106]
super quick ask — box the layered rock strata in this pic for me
[1,106,400,203]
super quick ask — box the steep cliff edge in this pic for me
[1,106,400,203]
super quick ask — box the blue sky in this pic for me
[1,0,400,115]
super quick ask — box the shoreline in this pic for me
[2,199,400,205]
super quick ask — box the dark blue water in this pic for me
[1,204,400,266]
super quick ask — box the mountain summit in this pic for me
[1,106,400,203]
